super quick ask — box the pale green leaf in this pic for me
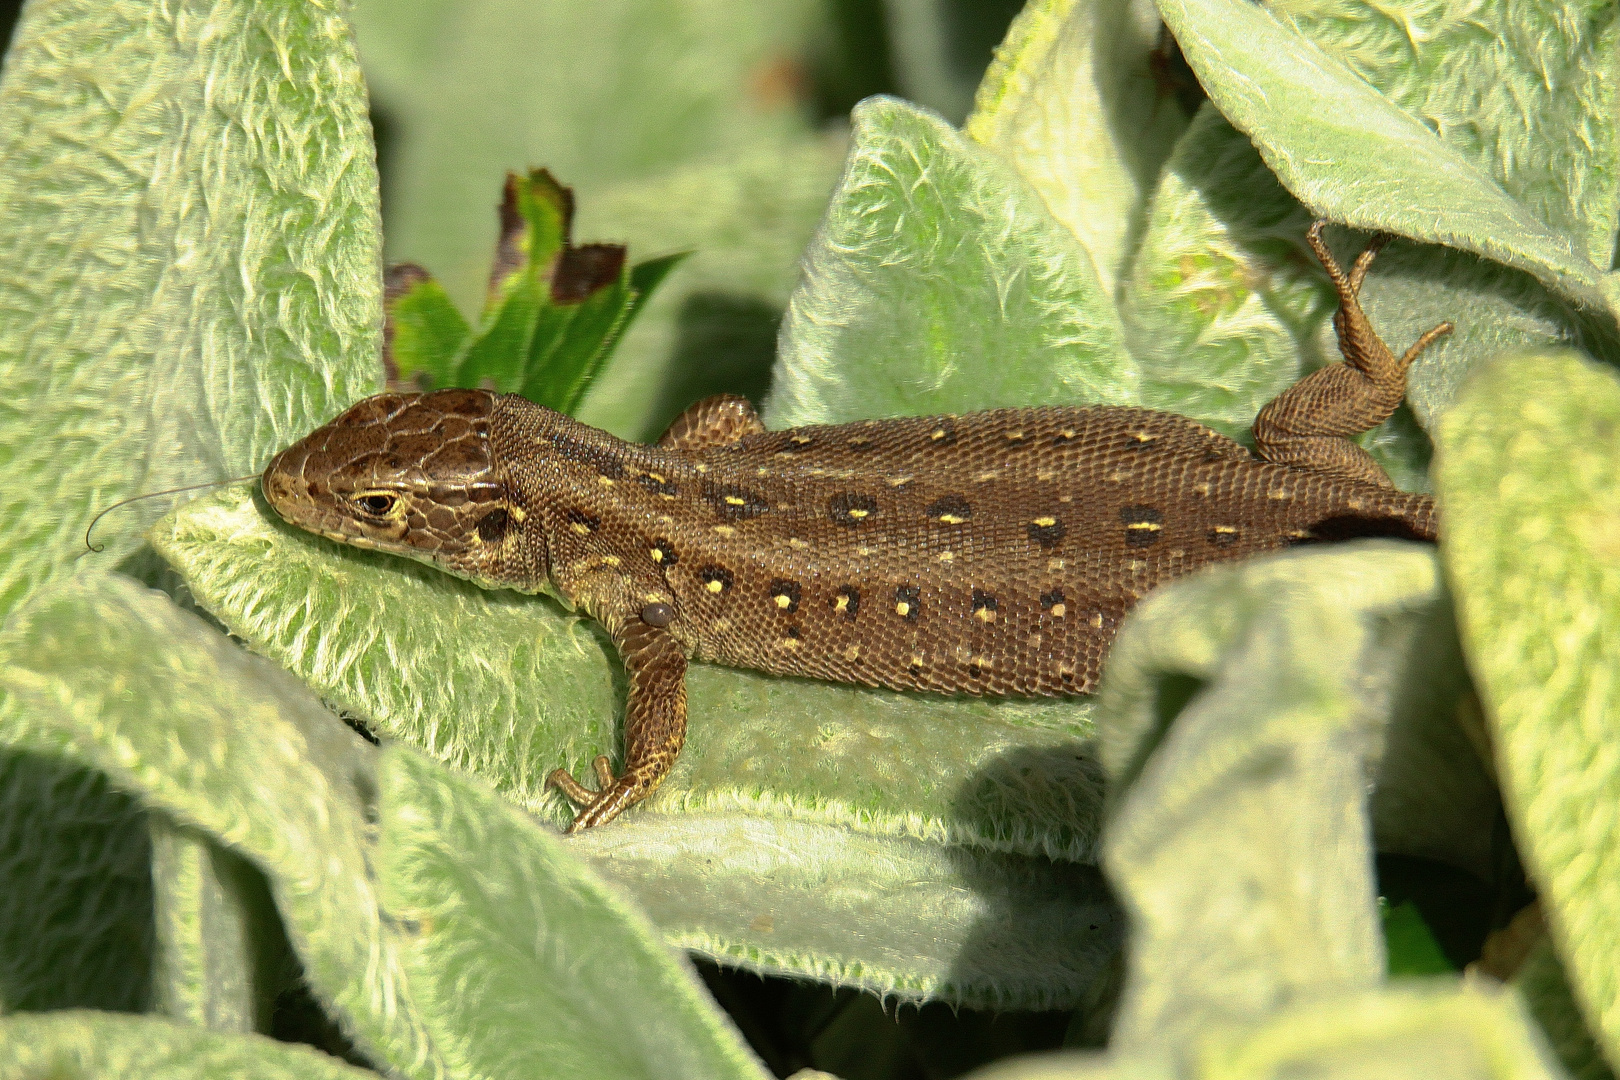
[152,486,1112,1007]
[1436,350,1620,1068]
[968,983,1567,1080]
[148,818,273,1033]
[1274,0,1620,273]
[569,812,1121,1008]
[1094,543,1481,1050]
[0,575,437,1076]
[768,96,1133,427]
[0,0,382,616]
[1119,105,1336,433]
[376,746,769,1080]
[0,1011,381,1080]
[966,0,1188,294]
[0,750,153,1013]
[1154,0,1612,315]
[1515,942,1617,1080]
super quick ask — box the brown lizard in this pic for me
[262,222,1451,831]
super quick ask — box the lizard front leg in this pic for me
[1251,220,1453,487]
[548,616,688,832]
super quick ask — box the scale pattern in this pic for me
[263,222,1449,830]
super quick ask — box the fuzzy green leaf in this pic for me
[148,819,269,1032]
[376,746,769,1080]
[0,752,153,1013]
[0,0,382,617]
[0,575,435,1075]
[1155,0,1614,316]
[0,1011,381,1080]
[970,983,1568,1080]
[1117,104,1591,489]
[1094,543,1481,1051]
[152,486,1112,1007]
[1437,350,1620,1067]
[1275,0,1620,274]
[768,96,1133,427]
[966,0,1188,295]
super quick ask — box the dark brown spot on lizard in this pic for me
[549,432,624,479]
[565,508,599,535]
[769,578,802,614]
[475,507,510,542]
[699,566,733,594]
[828,492,878,526]
[1207,525,1239,547]
[926,494,971,524]
[970,590,998,623]
[706,484,770,520]
[1120,505,1164,547]
[1041,589,1067,618]
[1027,516,1066,549]
[831,585,860,620]
[893,584,921,621]
[637,472,679,497]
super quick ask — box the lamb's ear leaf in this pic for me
[1437,350,1620,1066]
[1156,0,1613,316]
[373,745,771,1079]
[768,96,1133,427]
[0,1011,383,1079]
[967,0,1190,295]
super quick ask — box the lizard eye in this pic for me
[353,493,398,517]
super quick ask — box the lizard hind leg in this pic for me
[656,393,766,452]
[1251,220,1453,487]
[547,619,689,832]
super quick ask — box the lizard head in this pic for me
[262,389,541,587]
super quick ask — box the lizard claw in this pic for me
[546,757,658,832]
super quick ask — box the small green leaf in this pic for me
[385,265,472,387]
[377,745,771,1080]
[768,96,1134,427]
[1381,900,1454,977]
[1155,0,1612,315]
[520,268,634,414]
[1436,349,1620,1067]
[416,169,678,415]
[0,1011,381,1080]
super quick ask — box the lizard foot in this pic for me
[547,756,660,832]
